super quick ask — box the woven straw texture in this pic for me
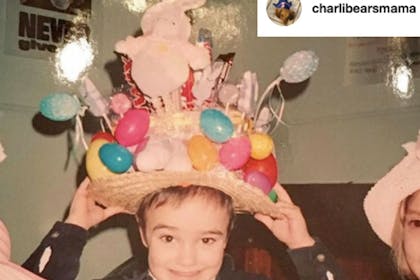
[90,170,279,216]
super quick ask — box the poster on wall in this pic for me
[4,0,92,60]
[344,38,420,86]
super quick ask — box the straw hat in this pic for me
[364,130,420,246]
[91,169,280,215]
[0,219,45,280]
[89,107,280,216]
[84,0,289,218]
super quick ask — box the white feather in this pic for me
[79,77,109,117]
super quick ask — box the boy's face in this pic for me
[140,195,230,280]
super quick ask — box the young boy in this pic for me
[23,178,344,280]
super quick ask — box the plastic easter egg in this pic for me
[99,143,133,173]
[187,135,218,171]
[219,136,251,170]
[39,93,80,121]
[280,50,319,83]
[91,132,115,142]
[242,154,278,186]
[115,109,150,147]
[244,171,272,194]
[268,189,278,202]
[134,137,149,154]
[249,133,274,160]
[125,137,149,156]
[135,138,172,172]
[86,139,114,180]
[110,93,132,115]
[200,109,233,143]
[165,139,193,172]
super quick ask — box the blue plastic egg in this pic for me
[39,93,80,121]
[200,109,234,143]
[99,143,133,173]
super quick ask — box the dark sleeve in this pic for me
[218,270,269,280]
[287,238,345,280]
[22,221,88,280]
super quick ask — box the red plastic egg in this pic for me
[242,153,278,187]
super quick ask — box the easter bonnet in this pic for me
[40,0,319,216]
[364,130,420,246]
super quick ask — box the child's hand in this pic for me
[64,178,128,230]
[254,183,315,249]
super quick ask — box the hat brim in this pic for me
[90,170,280,216]
[364,142,420,246]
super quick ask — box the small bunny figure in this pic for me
[115,0,210,99]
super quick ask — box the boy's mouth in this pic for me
[170,269,201,278]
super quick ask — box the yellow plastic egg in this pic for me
[249,133,274,160]
[187,135,218,171]
[86,139,115,180]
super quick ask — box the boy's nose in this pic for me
[177,243,197,266]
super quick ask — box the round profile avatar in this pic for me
[266,0,302,26]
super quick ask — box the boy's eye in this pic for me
[202,237,216,244]
[160,235,174,243]
[408,220,420,227]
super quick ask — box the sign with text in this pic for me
[4,0,92,60]
[344,38,420,85]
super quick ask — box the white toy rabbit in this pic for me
[115,0,210,98]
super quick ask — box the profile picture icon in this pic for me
[266,0,302,26]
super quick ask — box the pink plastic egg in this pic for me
[244,170,272,194]
[110,93,132,115]
[219,136,251,170]
[115,109,150,147]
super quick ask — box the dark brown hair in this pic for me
[136,185,235,234]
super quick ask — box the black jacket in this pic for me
[98,254,268,280]
[23,222,344,280]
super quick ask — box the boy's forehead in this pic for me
[144,195,230,224]
[151,193,227,211]
[137,186,234,232]
[152,188,228,206]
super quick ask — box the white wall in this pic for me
[0,0,419,279]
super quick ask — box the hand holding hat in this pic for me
[65,178,129,230]
[254,183,315,249]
